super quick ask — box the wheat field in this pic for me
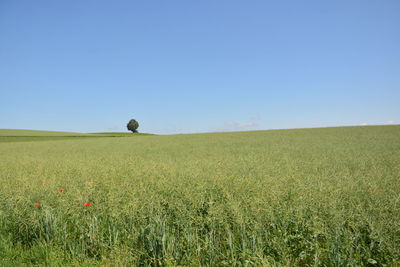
[0,126,399,266]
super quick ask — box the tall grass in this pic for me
[0,126,399,265]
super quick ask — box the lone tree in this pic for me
[127,119,139,133]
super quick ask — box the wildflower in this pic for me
[84,202,91,207]
[60,189,65,193]
[34,203,41,207]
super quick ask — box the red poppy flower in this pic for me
[34,203,41,207]
[60,189,65,193]
[84,202,91,207]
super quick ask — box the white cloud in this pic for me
[216,121,260,132]
[360,123,369,126]
[386,120,396,125]
[226,121,259,128]
[215,114,264,132]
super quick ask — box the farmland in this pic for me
[0,126,399,266]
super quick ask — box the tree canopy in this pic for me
[127,119,139,133]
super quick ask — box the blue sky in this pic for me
[0,0,399,134]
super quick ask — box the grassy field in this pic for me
[0,130,149,143]
[0,126,399,266]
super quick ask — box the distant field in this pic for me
[0,126,399,265]
[91,132,154,136]
[0,129,149,143]
[0,129,88,136]
[0,129,93,143]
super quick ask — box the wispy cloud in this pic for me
[217,115,262,132]
[225,121,259,129]
[360,121,396,126]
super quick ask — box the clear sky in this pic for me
[1,0,399,134]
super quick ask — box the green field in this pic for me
[0,129,149,143]
[0,129,88,136]
[0,126,399,266]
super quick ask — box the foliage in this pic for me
[0,126,399,265]
[127,119,139,133]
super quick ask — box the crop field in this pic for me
[0,130,149,143]
[0,126,399,266]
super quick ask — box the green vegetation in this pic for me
[127,119,140,133]
[0,129,88,136]
[0,130,152,143]
[0,129,94,143]
[92,132,153,136]
[0,126,399,265]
